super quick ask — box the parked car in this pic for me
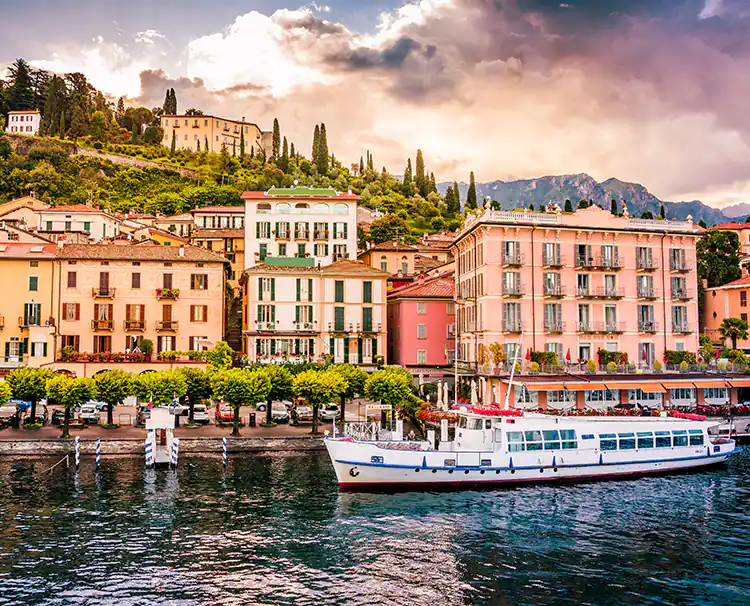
[87,400,108,412]
[215,403,236,423]
[256,401,269,412]
[192,404,210,424]
[79,403,100,425]
[294,405,314,423]
[51,408,66,425]
[271,402,289,423]
[280,400,294,410]
[319,404,340,422]
[170,403,189,416]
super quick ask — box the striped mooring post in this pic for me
[222,437,227,467]
[170,437,180,467]
[144,436,154,467]
[95,437,101,467]
[74,436,81,468]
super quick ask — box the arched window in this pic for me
[295,203,310,213]
[276,203,291,214]
[333,203,349,215]
[257,203,271,214]
[314,203,329,214]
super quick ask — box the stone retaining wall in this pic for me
[0,436,325,457]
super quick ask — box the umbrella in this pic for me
[436,382,443,409]
[642,348,647,361]
[716,349,720,360]
[471,381,478,406]
[566,348,571,362]
[526,348,531,361]
[443,382,450,411]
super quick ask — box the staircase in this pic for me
[225,297,243,354]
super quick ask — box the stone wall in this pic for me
[0,436,325,457]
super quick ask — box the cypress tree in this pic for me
[610,199,618,215]
[131,122,138,143]
[232,139,236,156]
[240,127,245,159]
[281,136,289,172]
[312,124,320,164]
[466,171,477,210]
[170,88,177,114]
[196,139,201,152]
[290,142,296,158]
[163,89,171,113]
[272,117,280,160]
[415,150,426,197]
[170,130,176,155]
[430,172,437,194]
[59,113,65,138]
[445,186,458,216]
[8,59,35,111]
[453,181,460,210]
[660,204,666,219]
[564,199,573,213]
[316,123,329,175]
[529,204,535,211]
[403,159,412,186]
[359,156,365,174]
[367,151,374,171]
[204,136,209,152]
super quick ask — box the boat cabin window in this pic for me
[655,431,671,448]
[458,416,467,429]
[543,430,560,450]
[559,429,577,449]
[688,429,704,446]
[507,429,576,451]
[637,432,654,449]
[599,433,617,451]
[508,431,524,452]
[485,419,492,430]
[524,430,543,451]
[581,434,595,440]
[672,430,688,447]
[618,433,636,450]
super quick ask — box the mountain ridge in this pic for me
[438,173,730,226]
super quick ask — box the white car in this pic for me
[192,404,210,424]
[294,405,314,423]
[319,404,340,422]
[79,403,100,425]
[271,402,289,423]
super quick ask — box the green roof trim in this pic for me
[264,256,315,267]
[266,186,340,197]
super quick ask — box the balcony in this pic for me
[637,287,657,299]
[575,254,596,269]
[18,316,53,329]
[294,322,319,333]
[0,315,4,330]
[124,319,145,331]
[156,288,180,300]
[502,252,523,266]
[92,287,116,299]
[1,354,29,368]
[637,258,658,271]
[295,231,310,240]
[358,322,382,334]
[592,321,626,333]
[502,320,524,333]
[156,320,179,332]
[670,260,690,273]
[576,287,592,298]
[543,285,565,298]
[671,289,691,301]
[329,322,352,333]
[597,257,622,271]
[578,322,593,333]
[638,321,659,333]
[673,323,693,334]
[542,253,565,268]
[593,287,624,299]
[91,319,114,331]
[502,284,523,297]
[544,320,565,334]
[313,231,329,241]
[275,232,291,241]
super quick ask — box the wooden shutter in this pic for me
[344,338,349,362]
[256,222,260,238]
[257,304,262,323]
[75,303,80,320]
[358,337,363,363]
[295,305,300,323]
[203,305,208,322]
[132,272,141,288]
[310,338,315,355]
[372,337,377,357]
[258,277,263,301]
[308,278,313,301]
[343,224,348,239]
[271,278,275,301]
[43,342,47,357]
[164,273,173,289]
[126,304,132,321]
[296,278,301,302]
[190,305,195,322]
[308,305,314,323]
[67,271,76,288]
[271,305,276,323]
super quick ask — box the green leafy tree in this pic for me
[204,340,234,369]
[272,117,281,160]
[364,367,412,421]
[466,171,477,210]
[331,364,367,425]
[58,113,65,138]
[48,375,94,438]
[88,110,108,141]
[660,204,666,219]
[719,317,749,350]
[564,199,573,213]
[7,367,53,424]
[444,184,458,216]
[697,230,742,288]
[170,130,176,155]
[8,58,35,110]
[92,369,133,426]
[133,371,187,407]
[293,369,345,434]
[0,382,11,406]
[641,211,653,219]
[699,219,708,229]
[211,369,271,436]
[368,214,410,244]
[175,367,212,423]
[578,200,589,209]
[261,365,294,426]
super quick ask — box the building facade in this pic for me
[242,187,359,269]
[6,110,41,135]
[159,114,266,155]
[191,206,244,230]
[54,244,227,357]
[0,243,57,373]
[703,275,750,350]
[242,259,388,367]
[387,271,456,376]
[2,203,122,241]
[190,228,245,290]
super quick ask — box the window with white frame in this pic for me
[547,390,575,404]
[417,324,427,339]
[258,304,274,323]
[670,388,695,401]
[704,387,727,400]
[417,302,426,314]
[417,350,427,364]
[586,389,619,403]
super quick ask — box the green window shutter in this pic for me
[257,304,262,322]
[335,307,344,331]
[363,308,372,332]
[295,306,300,323]
[308,305,313,323]
[21,338,28,355]
[329,337,334,356]
[310,338,315,355]
[308,278,313,302]
[335,281,344,302]
[295,339,300,355]
[344,338,349,361]
[271,278,275,301]
[256,340,261,355]
[358,337,363,363]
[258,278,263,301]
[256,223,260,238]
[4,342,10,360]
[343,224,348,239]
[271,305,276,322]
[363,281,372,303]
[43,342,47,357]
[296,278,301,301]
[274,222,279,235]
[271,340,276,355]
[372,337,377,357]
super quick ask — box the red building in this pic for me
[387,271,456,378]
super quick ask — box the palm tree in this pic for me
[719,317,748,350]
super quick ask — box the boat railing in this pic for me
[344,422,380,441]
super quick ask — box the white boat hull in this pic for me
[325,438,741,490]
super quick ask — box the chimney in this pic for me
[85,199,92,208]
[178,245,185,258]
[348,189,352,195]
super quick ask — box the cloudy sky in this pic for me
[2,0,750,207]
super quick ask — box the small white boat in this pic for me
[325,408,742,490]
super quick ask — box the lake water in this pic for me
[1,450,749,606]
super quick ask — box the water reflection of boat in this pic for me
[325,408,742,490]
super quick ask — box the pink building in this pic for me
[387,271,455,376]
[703,275,750,349]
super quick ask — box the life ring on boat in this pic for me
[349,467,360,477]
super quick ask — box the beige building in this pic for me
[190,228,245,291]
[160,114,267,155]
[242,258,389,368]
[54,244,228,357]
[0,243,57,374]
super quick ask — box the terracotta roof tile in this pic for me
[42,204,115,215]
[714,275,750,288]
[192,228,245,239]
[710,222,750,231]
[363,241,419,253]
[388,271,455,299]
[190,206,244,213]
[56,243,227,263]
[0,242,57,258]
[242,186,360,200]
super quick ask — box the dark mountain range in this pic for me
[438,173,730,226]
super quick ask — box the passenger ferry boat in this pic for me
[324,407,742,490]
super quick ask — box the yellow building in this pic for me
[190,228,245,292]
[160,114,267,155]
[0,243,57,374]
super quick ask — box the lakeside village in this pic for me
[4,113,750,458]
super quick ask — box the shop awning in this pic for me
[564,382,607,391]
[638,383,667,393]
[602,382,640,390]
[521,382,567,391]
[726,379,750,387]
[692,380,729,389]
[660,381,697,389]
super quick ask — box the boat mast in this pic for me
[503,339,522,410]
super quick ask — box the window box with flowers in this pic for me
[156,288,180,300]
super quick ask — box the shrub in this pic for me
[586,359,597,374]
[679,361,689,372]
[653,360,663,372]
[722,349,749,365]
[663,350,697,365]
[597,349,628,366]
[93,141,103,150]
[606,361,617,373]
[530,351,557,367]
[140,339,154,357]
[529,361,540,373]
